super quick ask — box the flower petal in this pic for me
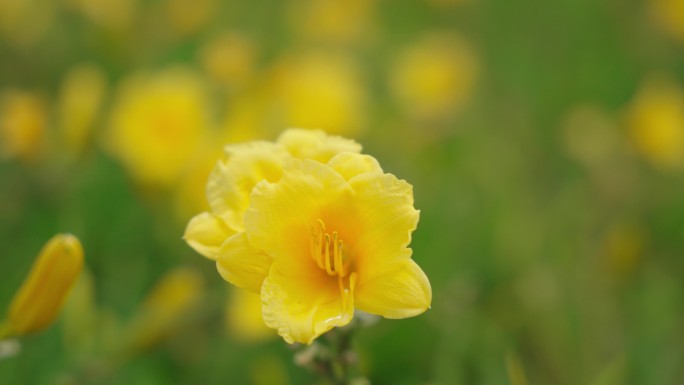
[244,159,352,275]
[184,212,236,260]
[261,264,354,344]
[348,172,420,279]
[355,259,431,319]
[277,128,362,163]
[216,232,272,293]
[327,152,383,181]
[207,141,290,229]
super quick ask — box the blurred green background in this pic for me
[2,0,684,384]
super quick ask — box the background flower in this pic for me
[106,67,212,187]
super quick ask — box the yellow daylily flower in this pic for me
[0,0,54,47]
[625,74,684,170]
[0,234,84,339]
[164,0,217,37]
[0,90,46,163]
[123,267,204,352]
[287,0,376,44]
[651,0,684,41]
[57,64,108,157]
[184,128,360,259]
[390,33,477,121]
[199,32,257,89]
[184,129,431,344]
[268,53,367,136]
[106,67,210,186]
[67,0,137,31]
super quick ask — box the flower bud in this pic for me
[2,234,84,338]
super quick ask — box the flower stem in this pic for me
[294,323,366,385]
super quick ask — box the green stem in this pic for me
[310,325,357,385]
[295,320,370,385]
[330,327,353,385]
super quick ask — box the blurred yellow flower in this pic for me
[68,0,137,31]
[199,32,257,89]
[287,0,376,44]
[625,75,684,170]
[390,33,477,121]
[0,234,84,339]
[185,129,431,344]
[225,289,274,342]
[0,0,54,47]
[106,67,211,186]
[0,90,46,163]
[164,0,217,37]
[57,64,108,158]
[268,53,367,136]
[651,0,684,41]
[124,267,204,351]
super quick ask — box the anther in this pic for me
[310,219,349,277]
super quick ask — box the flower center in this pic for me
[310,219,349,277]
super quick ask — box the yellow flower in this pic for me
[185,129,431,344]
[0,0,54,47]
[268,53,367,136]
[287,0,376,44]
[106,67,210,186]
[390,33,477,121]
[164,0,217,37]
[199,32,256,89]
[0,234,84,339]
[625,74,684,170]
[185,128,360,258]
[67,0,137,31]
[123,267,204,351]
[57,64,108,157]
[651,0,684,41]
[0,90,46,163]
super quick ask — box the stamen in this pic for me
[332,232,339,274]
[324,234,333,275]
[310,219,350,278]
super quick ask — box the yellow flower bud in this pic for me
[123,267,204,352]
[0,90,47,163]
[1,234,84,339]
